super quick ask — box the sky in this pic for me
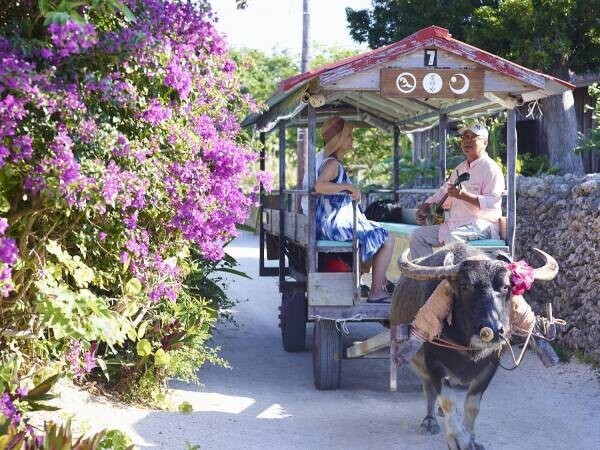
[211,0,372,56]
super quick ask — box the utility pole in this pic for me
[296,0,310,211]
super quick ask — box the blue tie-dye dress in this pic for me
[316,157,389,262]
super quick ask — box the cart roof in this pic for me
[242,25,574,133]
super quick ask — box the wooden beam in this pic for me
[343,92,403,122]
[507,109,517,257]
[307,105,317,274]
[483,92,521,109]
[438,113,447,184]
[259,132,266,276]
[406,98,440,111]
[278,122,287,288]
[393,126,400,200]
[346,330,390,358]
[396,98,489,127]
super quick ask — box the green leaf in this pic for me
[27,402,61,412]
[137,321,149,339]
[178,401,193,413]
[74,266,95,288]
[125,323,137,341]
[45,240,63,258]
[22,393,56,402]
[215,267,252,279]
[111,0,136,22]
[43,11,71,25]
[0,195,10,213]
[97,357,110,382]
[136,339,152,357]
[153,348,170,366]
[24,373,60,398]
[38,0,53,15]
[124,278,142,296]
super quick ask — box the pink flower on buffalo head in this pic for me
[507,260,534,296]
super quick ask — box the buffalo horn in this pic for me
[397,249,460,281]
[532,248,559,281]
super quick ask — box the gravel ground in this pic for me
[37,231,600,450]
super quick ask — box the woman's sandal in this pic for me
[366,296,391,304]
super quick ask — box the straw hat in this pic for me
[322,117,353,157]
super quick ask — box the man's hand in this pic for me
[416,202,429,225]
[447,183,462,199]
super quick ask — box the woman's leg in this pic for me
[367,235,394,300]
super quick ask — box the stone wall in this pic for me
[515,174,600,360]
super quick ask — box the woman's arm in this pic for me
[315,159,360,200]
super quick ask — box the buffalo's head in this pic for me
[398,247,558,350]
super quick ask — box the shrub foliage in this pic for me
[0,0,265,408]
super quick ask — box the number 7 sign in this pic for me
[424,49,437,67]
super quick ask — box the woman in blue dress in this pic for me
[315,116,394,303]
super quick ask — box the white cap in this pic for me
[459,123,488,140]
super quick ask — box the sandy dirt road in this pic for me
[49,231,600,449]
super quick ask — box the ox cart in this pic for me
[242,26,573,390]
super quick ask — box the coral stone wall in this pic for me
[516,174,600,360]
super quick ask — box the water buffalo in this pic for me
[391,242,558,450]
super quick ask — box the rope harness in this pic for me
[424,316,565,370]
[313,313,365,335]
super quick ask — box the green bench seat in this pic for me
[315,222,507,252]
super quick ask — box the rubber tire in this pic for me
[280,289,307,352]
[312,319,342,390]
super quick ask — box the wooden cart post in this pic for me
[278,121,286,288]
[438,113,447,183]
[507,108,518,257]
[258,132,267,276]
[393,125,400,202]
[307,105,317,275]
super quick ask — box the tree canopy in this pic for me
[346,0,600,77]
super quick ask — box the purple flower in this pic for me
[78,119,98,144]
[0,392,21,426]
[48,20,98,57]
[0,145,9,169]
[0,218,8,234]
[66,340,97,377]
[1,266,14,298]
[11,134,33,162]
[0,237,18,265]
[15,386,28,398]
[141,99,172,126]
[120,252,130,265]
[222,60,236,74]
[165,61,192,99]
[194,114,217,141]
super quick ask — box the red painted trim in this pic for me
[279,24,574,93]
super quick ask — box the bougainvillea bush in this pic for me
[0,0,264,405]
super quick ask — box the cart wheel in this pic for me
[280,289,307,352]
[313,319,342,390]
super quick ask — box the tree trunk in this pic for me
[540,91,584,175]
